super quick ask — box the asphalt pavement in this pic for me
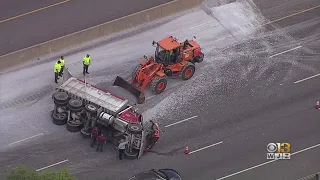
[0,0,319,180]
[0,0,173,56]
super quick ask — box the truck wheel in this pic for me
[69,107,82,113]
[68,99,83,112]
[181,63,195,80]
[124,149,139,160]
[80,127,91,138]
[127,123,143,134]
[53,92,69,105]
[150,76,167,94]
[132,64,141,80]
[52,112,68,125]
[85,104,98,115]
[67,119,82,132]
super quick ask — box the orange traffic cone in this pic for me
[315,101,320,109]
[184,146,189,154]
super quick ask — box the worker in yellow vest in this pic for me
[59,56,65,77]
[83,54,91,76]
[54,61,62,83]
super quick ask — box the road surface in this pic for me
[0,0,319,180]
[0,0,173,56]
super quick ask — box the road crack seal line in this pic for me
[146,147,185,157]
[0,84,54,110]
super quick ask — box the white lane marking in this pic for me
[294,74,320,84]
[9,133,44,146]
[189,23,208,29]
[216,143,320,180]
[189,141,223,154]
[269,46,302,58]
[164,116,198,128]
[36,159,69,172]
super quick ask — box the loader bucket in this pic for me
[113,76,145,104]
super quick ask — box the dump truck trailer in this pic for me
[51,70,160,159]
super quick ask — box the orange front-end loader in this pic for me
[114,56,167,104]
[113,36,204,104]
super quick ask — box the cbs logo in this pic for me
[267,143,291,153]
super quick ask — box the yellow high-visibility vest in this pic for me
[83,56,91,65]
[60,59,65,66]
[54,62,62,72]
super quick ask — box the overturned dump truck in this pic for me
[51,76,160,159]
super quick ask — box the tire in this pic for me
[181,63,195,80]
[53,91,69,105]
[68,99,83,112]
[85,104,98,114]
[132,64,141,80]
[69,107,83,113]
[66,119,82,132]
[150,76,167,94]
[193,52,204,63]
[80,127,91,138]
[54,100,69,106]
[52,112,68,125]
[124,149,139,160]
[127,123,143,134]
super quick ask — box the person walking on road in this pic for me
[59,56,65,77]
[83,54,91,75]
[54,61,62,83]
[117,139,128,160]
[90,127,99,148]
[96,133,106,152]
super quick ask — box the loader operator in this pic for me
[59,56,65,77]
[83,54,91,75]
[54,61,62,83]
[170,49,177,61]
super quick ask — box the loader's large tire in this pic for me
[193,52,204,63]
[127,123,143,134]
[132,64,141,80]
[53,92,69,105]
[52,111,68,125]
[66,119,82,132]
[150,76,167,94]
[181,63,195,80]
[68,99,83,112]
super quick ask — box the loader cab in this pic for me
[153,36,182,66]
[154,45,181,66]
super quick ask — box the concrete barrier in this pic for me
[0,0,204,72]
